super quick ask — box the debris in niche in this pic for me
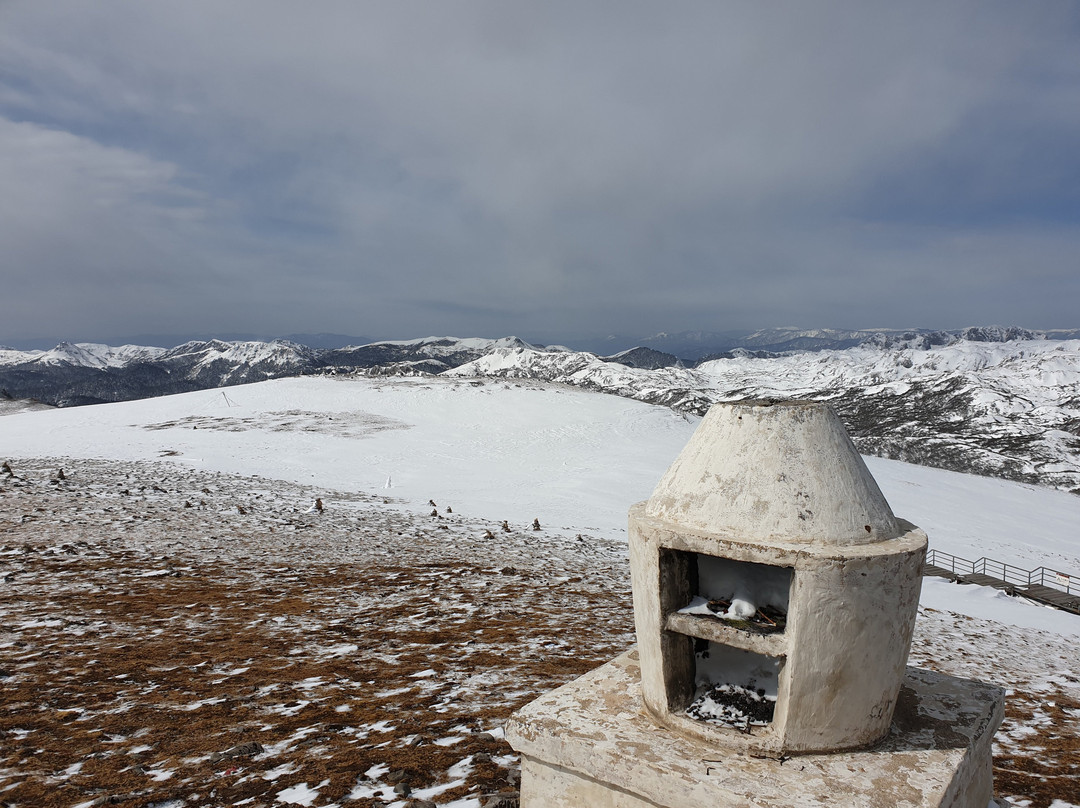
[677,595,787,633]
[686,682,776,729]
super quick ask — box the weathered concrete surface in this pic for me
[644,401,901,546]
[507,650,1003,808]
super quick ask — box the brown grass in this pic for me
[1,459,633,806]
[1,549,625,806]
[992,690,1080,807]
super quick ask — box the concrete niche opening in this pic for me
[658,550,792,732]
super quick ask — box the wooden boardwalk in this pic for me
[1015,583,1080,614]
[923,564,1080,615]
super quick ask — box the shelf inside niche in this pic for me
[665,611,787,656]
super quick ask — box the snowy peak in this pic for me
[0,347,42,366]
[857,326,1044,351]
[154,340,318,389]
[35,342,107,368]
[617,325,1067,359]
[447,344,715,414]
[739,327,871,351]
[161,339,314,365]
[21,342,166,369]
[959,325,1042,343]
[322,336,538,371]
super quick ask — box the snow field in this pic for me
[1,374,1077,586]
[0,376,694,543]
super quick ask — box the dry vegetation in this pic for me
[1,458,633,807]
[1,457,1078,807]
[909,609,1080,807]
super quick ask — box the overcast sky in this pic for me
[2,2,1079,346]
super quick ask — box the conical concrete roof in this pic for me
[644,400,901,545]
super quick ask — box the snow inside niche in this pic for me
[677,554,791,632]
[686,641,781,729]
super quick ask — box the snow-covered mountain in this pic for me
[0,336,543,405]
[0,341,166,369]
[321,336,546,375]
[0,339,317,406]
[700,340,1080,492]
[575,325,1080,360]
[2,330,1078,492]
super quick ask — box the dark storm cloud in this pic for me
[1,1,1078,345]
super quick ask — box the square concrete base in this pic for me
[506,650,1003,808]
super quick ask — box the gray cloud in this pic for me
[1,1,1078,344]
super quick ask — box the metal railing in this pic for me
[924,548,1078,597]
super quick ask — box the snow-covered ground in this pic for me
[0,376,696,543]
[1,375,1078,806]
[2,374,1078,578]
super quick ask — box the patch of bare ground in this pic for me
[1,458,1078,807]
[991,690,1080,807]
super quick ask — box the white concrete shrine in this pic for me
[632,400,927,755]
[507,400,1004,807]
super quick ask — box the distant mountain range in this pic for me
[1,327,1078,493]
[8,324,1080,357]
[598,325,1080,360]
[0,336,552,407]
